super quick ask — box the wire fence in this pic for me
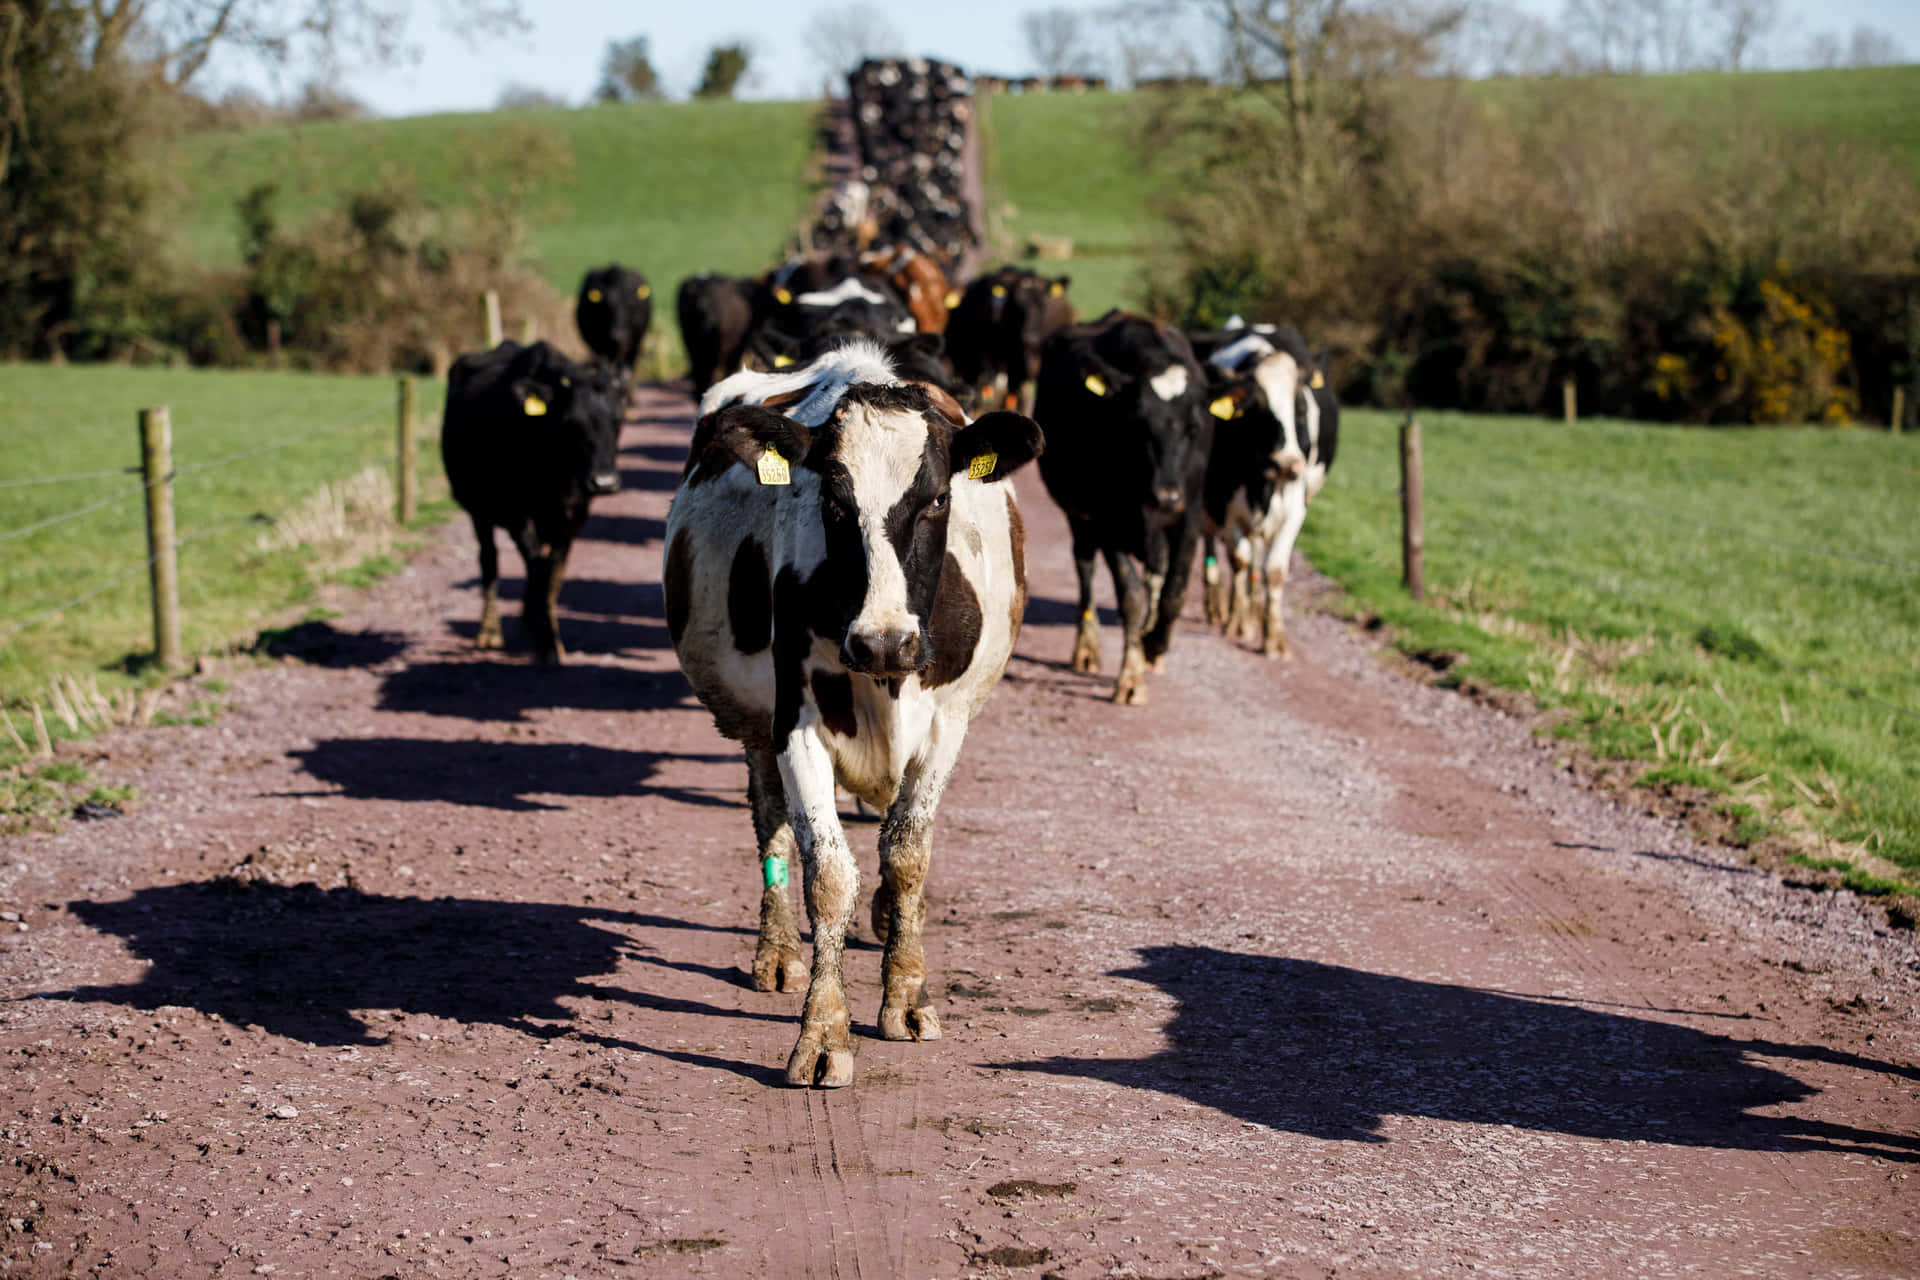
[0,389,407,670]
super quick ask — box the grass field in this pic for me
[0,364,446,712]
[1300,411,1920,887]
[169,99,823,346]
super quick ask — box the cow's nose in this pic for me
[1151,485,1186,513]
[841,629,923,677]
[1274,452,1307,480]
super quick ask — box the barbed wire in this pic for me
[0,466,139,490]
[0,481,149,548]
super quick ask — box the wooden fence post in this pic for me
[482,290,503,348]
[519,315,538,344]
[266,319,282,371]
[395,377,418,526]
[1894,385,1906,436]
[1400,415,1425,603]
[1562,376,1577,424]
[138,406,182,671]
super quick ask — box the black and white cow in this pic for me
[441,341,625,664]
[1033,311,1211,704]
[1192,322,1339,658]
[575,264,652,375]
[663,340,1042,1088]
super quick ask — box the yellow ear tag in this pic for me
[772,353,794,368]
[636,284,650,300]
[1049,282,1065,296]
[1310,370,1325,389]
[1209,395,1238,420]
[757,447,791,486]
[1084,374,1107,397]
[967,451,998,480]
[991,284,1007,298]
[944,290,960,309]
[774,287,792,304]
[522,394,548,416]
[586,289,602,302]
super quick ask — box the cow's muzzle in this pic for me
[1149,485,1187,514]
[841,629,925,678]
[590,471,622,495]
[1270,452,1307,482]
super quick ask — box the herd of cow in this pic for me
[435,64,1336,1087]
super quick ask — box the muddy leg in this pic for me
[1069,522,1102,674]
[541,540,572,665]
[1105,546,1150,706]
[747,747,807,993]
[876,724,965,1042]
[1263,484,1309,660]
[473,517,504,650]
[779,727,858,1088]
[1142,514,1198,673]
[1203,535,1229,628]
[1226,536,1257,645]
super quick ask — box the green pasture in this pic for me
[0,364,446,713]
[1300,411,1920,886]
[168,98,823,348]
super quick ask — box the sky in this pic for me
[200,0,1920,117]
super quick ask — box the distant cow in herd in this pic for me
[946,266,1073,411]
[441,340,625,665]
[663,340,1042,1087]
[1033,310,1211,704]
[575,263,652,377]
[1190,322,1340,659]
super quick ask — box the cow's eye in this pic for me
[922,491,951,519]
[823,493,853,522]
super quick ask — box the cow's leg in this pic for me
[539,539,572,665]
[1106,546,1151,705]
[1143,515,1199,674]
[875,720,967,1042]
[521,546,561,665]
[779,726,859,1088]
[473,517,504,650]
[1226,534,1256,644]
[1069,523,1103,674]
[747,746,808,993]
[1203,533,1229,628]
[1261,486,1310,660]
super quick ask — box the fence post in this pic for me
[138,406,183,671]
[1894,385,1906,436]
[395,377,418,526]
[266,319,282,371]
[519,315,539,344]
[1562,376,1577,424]
[481,290,503,347]
[1400,414,1425,604]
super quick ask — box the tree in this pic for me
[804,6,904,84]
[694,42,750,99]
[1561,0,1634,70]
[594,34,661,103]
[1023,7,1092,79]
[1845,24,1903,68]
[497,82,569,110]
[1709,0,1778,70]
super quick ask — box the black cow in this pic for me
[441,341,625,665]
[1033,311,1211,704]
[946,266,1072,412]
[749,273,918,370]
[678,274,768,398]
[575,264,652,376]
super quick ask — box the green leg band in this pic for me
[763,855,789,889]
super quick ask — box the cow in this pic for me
[663,340,1042,1087]
[1033,311,1211,704]
[946,266,1072,413]
[678,274,769,398]
[747,273,919,375]
[1192,322,1339,659]
[441,341,625,665]
[575,264,652,377]
[859,244,953,335]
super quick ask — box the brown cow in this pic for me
[860,245,952,336]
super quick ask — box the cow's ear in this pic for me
[951,411,1043,483]
[696,404,813,479]
[1049,276,1071,296]
[510,377,562,418]
[1203,375,1257,422]
[1077,351,1123,399]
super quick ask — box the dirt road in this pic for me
[3,384,1915,1278]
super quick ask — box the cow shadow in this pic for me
[376,660,690,723]
[1022,595,1119,628]
[999,946,1920,1162]
[623,442,688,465]
[288,737,742,811]
[614,466,681,495]
[445,615,667,657]
[558,577,662,619]
[42,882,781,1082]
[583,511,667,545]
[249,621,410,669]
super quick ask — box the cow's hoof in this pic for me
[753,943,807,993]
[475,629,504,651]
[1070,644,1101,674]
[1112,677,1148,706]
[1264,642,1292,662]
[879,1002,942,1041]
[785,1035,856,1088]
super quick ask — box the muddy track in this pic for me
[2,383,1915,1278]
